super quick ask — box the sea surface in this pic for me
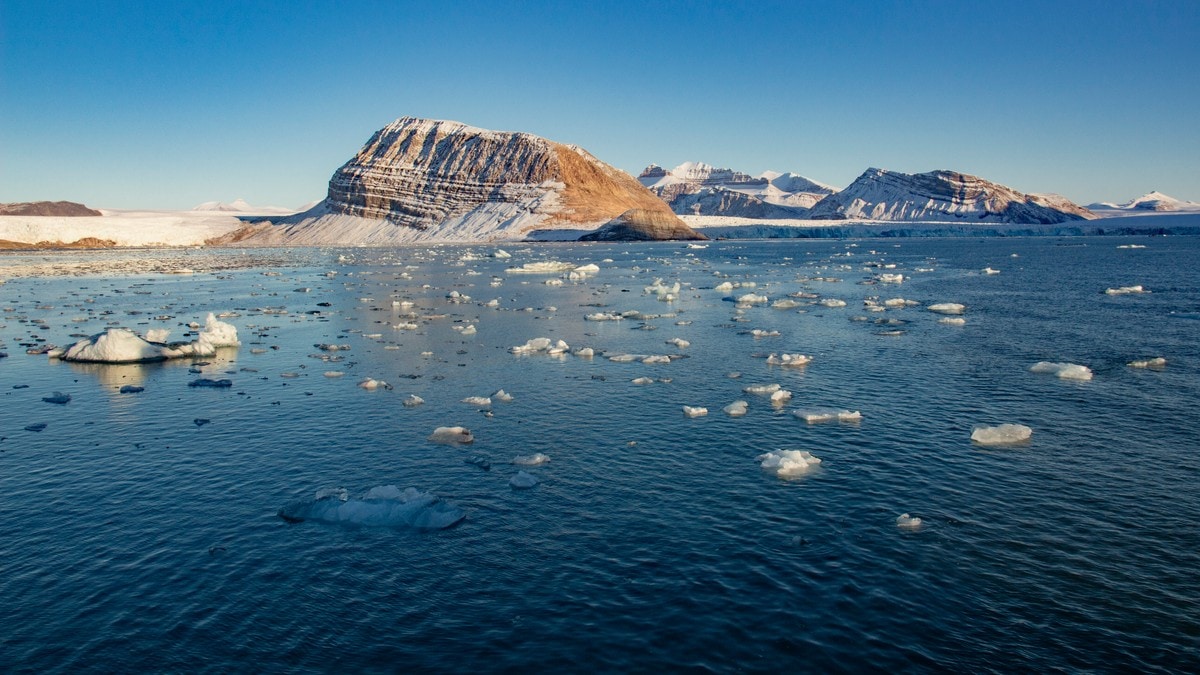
[1,237,1198,672]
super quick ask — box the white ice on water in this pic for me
[1128,357,1166,369]
[896,514,923,530]
[970,423,1033,445]
[1030,361,1093,381]
[402,394,425,407]
[682,405,708,418]
[506,261,575,274]
[927,303,965,315]
[1105,285,1147,295]
[757,450,821,478]
[513,453,549,466]
[766,353,811,367]
[428,426,474,444]
[723,400,748,417]
[55,313,239,364]
[793,409,862,423]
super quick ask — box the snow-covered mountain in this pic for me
[218,117,694,244]
[638,162,836,218]
[807,168,1096,223]
[1087,191,1200,215]
[191,199,299,216]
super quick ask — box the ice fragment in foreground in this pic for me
[1030,362,1093,381]
[970,424,1033,446]
[278,485,464,530]
[428,426,474,444]
[757,450,821,478]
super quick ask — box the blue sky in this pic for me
[2,0,1197,209]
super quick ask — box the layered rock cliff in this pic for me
[579,209,708,241]
[807,168,1096,223]
[221,117,690,244]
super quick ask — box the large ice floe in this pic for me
[758,450,821,478]
[1030,361,1093,381]
[278,485,465,530]
[970,423,1033,446]
[52,313,239,363]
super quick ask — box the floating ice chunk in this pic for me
[324,371,345,378]
[513,453,550,466]
[359,378,393,390]
[723,400,748,417]
[750,329,781,338]
[568,263,600,280]
[737,293,768,304]
[462,396,492,407]
[983,267,1001,275]
[666,337,690,348]
[510,471,539,489]
[744,383,781,396]
[402,394,425,407]
[766,353,812,367]
[883,298,918,308]
[278,485,465,530]
[877,273,905,283]
[511,337,552,354]
[896,513,922,530]
[818,298,847,308]
[492,249,511,258]
[757,450,821,478]
[393,322,419,330]
[794,408,862,423]
[641,355,672,364]
[200,312,240,348]
[769,389,792,404]
[189,378,233,388]
[315,343,351,351]
[506,261,574,274]
[645,278,681,298]
[145,328,171,343]
[938,317,966,326]
[59,328,179,363]
[574,347,594,358]
[493,389,514,402]
[1128,357,1166,369]
[42,391,71,404]
[544,279,564,286]
[607,353,639,363]
[631,377,654,385]
[1030,362,1093,381]
[682,405,708,418]
[452,324,477,336]
[772,299,803,309]
[1105,285,1148,295]
[928,303,965,315]
[970,423,1033,446]
[714,281,735,292]
[446,290,472,302]
[586,312,623,321]
[428,426,474,444]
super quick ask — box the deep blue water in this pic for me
[2,237,1198,672]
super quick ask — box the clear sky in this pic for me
[2,0,1197,209]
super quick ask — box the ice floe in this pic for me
[506,261,574,274]
[428,426,474,444]
[402,394,425,407]
[1105,285,1148,295]
[766,353,811,367]
[793,408,862,423]
[817,298,847,308]
[510,471,539,489]
[723,400,748,417]
[938,317,966,326]
[54,312,239,364]
[513,453,549,466]
[1127,357,1166,369]
[682,405,708,418]
[927,303,965,315]
[757,450,821,478]
[970,423,1033,446]
[278,485,465,530]
[358,378,392,390]
[1030,361,1093,381]
[493,389,514,402]
[895,514,923,530]
[743,383,781,396]
[462,396,492,407]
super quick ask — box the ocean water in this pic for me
[1,237,1198,672]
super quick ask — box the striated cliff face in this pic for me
[224,117,686,245]
[807,168,1096,223]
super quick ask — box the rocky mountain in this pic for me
[0,201,102,217]
[219,117,694,244]
[579,209,707,241]
[1087,191,1200,214]
[807,168,1096,223]
[638,162,835,218]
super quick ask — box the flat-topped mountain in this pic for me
[1088,191,1200,214]
[0,201,102,217]
[220,117,697,244]
[638,162,835,218]
[807,168,1096,223]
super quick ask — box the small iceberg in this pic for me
[428,426,474,444]
[766,353,811,367]
[359,378,392,390]
[1105,285,1148,295]
[1128,357,1166,369]
[666,337,690,349]
[1030,361,1093,381]
[462,396,492,407]
[506,261,575,274]
[278,485,465,530]
[682,405,708,418]
[493,389,514,402]
[723,400,749,417]
[938,317,966,326]
[513,453,550,466]
[737,293,768,305]
[793,408,862,423]
[758,450,821,478]
[54,312,239,364]
[896,513,923,530]
[510,471,540,489]
[970,423,1033,446]
[743,383,781,396]
[402,394,425,407]
[817,298,847,308]
[927,303,965,315]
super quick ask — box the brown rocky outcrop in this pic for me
[578,209,707,241]
[0,201,102,217]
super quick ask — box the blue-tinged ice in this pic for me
[278,485,465,530]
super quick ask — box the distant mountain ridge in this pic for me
[0,201,101,217]
[638,162,835,218]
[807,168,1095,223]
[1087,191,1200,214]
